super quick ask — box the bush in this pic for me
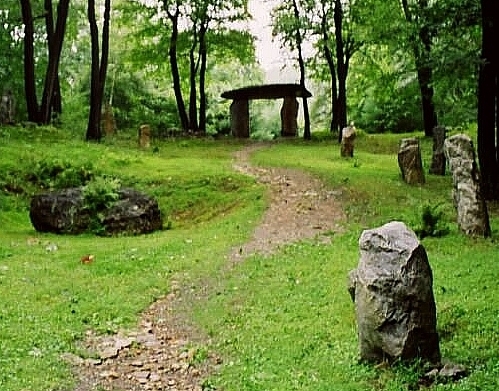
[414,203,450,239]
[26,158,95,189]
[82,176,121,233]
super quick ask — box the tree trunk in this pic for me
[477,0,499,199]
[401,0,438,137]
[40,0,69,124]
[20,0,40,122]
[198,25,207,134]
[188,34,199,132]
[167,9,189,131]
[415,25,437,137]
[86,0,111,141]
[292,0,310,140]
[334,0,348,142]
[320,4,339,135]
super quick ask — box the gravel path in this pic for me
[69,143,345,391]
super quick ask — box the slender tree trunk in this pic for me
[415,25,437,137]
[477,0,499,199]
[320,3,339,135]
[40,0,69,124]
[19,0,40,122]
[188,27,199,132]
[198,25,207,134]
[334,0,348,142]
[401,0,438,137]
[292,0,310,140]
[167,9,189,131]
[86,0,111,141]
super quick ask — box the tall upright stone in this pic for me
[429,126,447,175]
[398,137,425,184]
[280,96,299,137]
[139,124,151,148]
[340,123,356,157]
[230,100,250,138]
[348,221,441,364]
[444,134,490,237]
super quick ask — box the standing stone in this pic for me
[348,221,441,364]
[139,124,151,148]
[429,126,447,175]
[102,103,116,137]
[444,134,490,237]
[398,137,425,185]
[0,89,15,124]
[280,96,299,137]
[230,100,250,138]
[340,123,356,157]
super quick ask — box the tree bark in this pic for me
[188,28,199,132]
[477,0,499,199]
[320,2,339,135]
[198,24,207,134]
[292,0,310,140]
[166,5,189,131]
[86,0,111,141]
[401,0,438,137]
[334,0,348,142]
[19,0,40,123]
[40,0,69,124]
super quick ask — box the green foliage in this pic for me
[414,203,450,239]
[82,176,122,234]
[26,159,95,190]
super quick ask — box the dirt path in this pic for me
[69,143,345,391]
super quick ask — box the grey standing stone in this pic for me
[230,100,250,138]
[398,138,425,184]
[340,123,356,157]
[429,126,447,175]
[443,134,490,237]
[348,221,441,364]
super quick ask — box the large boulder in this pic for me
[30,187,163,236]
[348,221,441,364]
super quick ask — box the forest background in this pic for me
[0,0,498,197]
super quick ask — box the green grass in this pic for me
[1,126,499,391]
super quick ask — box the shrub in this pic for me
[414,203,450,239]
[26,158,95,189]
[82,176,121,233]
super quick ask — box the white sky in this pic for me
[248,0,300,82]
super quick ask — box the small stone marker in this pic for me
[340,122,356,157]
[444,134,490,237]
[102,103,116,137]
[139,124,151,148]
[398,137,425,184]
[429,126,446,175]
[348,221,441,364]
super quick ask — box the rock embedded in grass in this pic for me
[29,187,163,236]
[348,221,441,364]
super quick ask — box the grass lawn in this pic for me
[1,126,499,391]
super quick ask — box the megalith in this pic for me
[139,124,151,148]
[340,123,356,157]
[348,221,441,364]
[280,96,299,137]
[398,138,425,185]
[230,100,250,138]
[429,126,447,175]
[443,134,490,237]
